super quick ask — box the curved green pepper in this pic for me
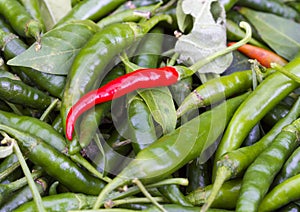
[55,0,127,26]
[93,93,249,208]
[0,124,106,195]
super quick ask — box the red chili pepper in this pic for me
[228,42,288,68]
[66,66,179,140]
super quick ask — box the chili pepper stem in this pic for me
[200,166,231,212]
[25,19,42,50]
[93,176,130,209]
[132,178,167,212]
[11,139,46,212]
[107,178,189,201]
[271,62,300,84]
[186,21,252,77]
[137,14,172,34]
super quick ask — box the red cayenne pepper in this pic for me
[66,66,179,140]
[228,42,288,68]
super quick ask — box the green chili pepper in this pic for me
[205,96,300,211]
[235,118,300,211]
[262,103,291,128]
[61,14,172,139]
[0,0,43,43]
[0,170,42,206]
[186,179,242,209]
[259,173,300,211]
[213,55,300,175]
[186,160,211,193]
[18,0,46,32]
[0,77,54,110]
[55,0,127,26]
[241,123,262,147]
[144,204,233,212]
[176,70,253,118]
[0,69,19,80]
[0,176,48,211]
[0,101,12,112]
[287,2,300,14]
[97,4,159,28]
[93,93,249,208]
[272,146,300,187]
[278,202,300,212]
[0,17,14,33]
[159,183,193,207]
[0,154,20,183]
[51,115,64,135]
[0,124,106,195]
[87,127,132,176]
[0,29,65,98]
[0,110,66,152]
[13,192,97,212]
[237,0,300,21]
[112,0,162,14]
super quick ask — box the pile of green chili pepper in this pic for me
[1,0,300,211]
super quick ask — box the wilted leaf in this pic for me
[8,20,99,75]
[239,7,300,60]
[175,0,232,74]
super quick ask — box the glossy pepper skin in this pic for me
[228,42,288,68]
[93,93,249,208]
[236,118,300,211]
[0,77,53,110]
[205,97,300,209]
[176,70,253,118]
[66,66,178,140]
[273,146,300,187]
[0,109,67,152]
[259,173,300,211]
[18,0,46,31]
[0,124,106,195]
[213,55,300,177]
[14,193,97,212]
[0,0,43,42]
[187,179,242,209]
[97,4,159,28]
[237,0,300,21]
[55,0,127,26]
[61,14,172,139]
[0,177,48,212]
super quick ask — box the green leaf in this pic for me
[175,0,232,74]
[38,0,72,30]
[8,20,100,75]
[176,0,193,33]
[239,7,300,61]
[138,87,177,135]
